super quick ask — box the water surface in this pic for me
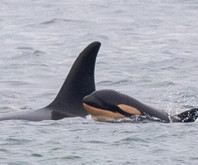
[0,0,198,164]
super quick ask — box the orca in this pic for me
[0,41,101,121]
[83,89,198,123]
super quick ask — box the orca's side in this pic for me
[0,41,101,121]
[83,89,198,123]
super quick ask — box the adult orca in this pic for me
[83,89,198,123]
[0,41,101,121]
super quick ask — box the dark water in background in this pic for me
[0,0,198,164]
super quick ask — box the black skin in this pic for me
[83,89,198,123]
[0,41,101,121]
[47,41,101,117]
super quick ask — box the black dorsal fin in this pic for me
[47,41,101,117]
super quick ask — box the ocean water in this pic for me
[0,0,198,164]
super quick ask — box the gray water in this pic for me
[0,0,198,164]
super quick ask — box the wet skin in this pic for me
[83,89,198,123]
[0,41,101,121]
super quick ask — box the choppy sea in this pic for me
[0,0,198,164]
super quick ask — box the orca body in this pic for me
[0,41,101,121]
[83,89,198,123]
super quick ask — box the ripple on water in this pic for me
[16,47,46,57]
[40,18,85,25]
[31,153,43,157]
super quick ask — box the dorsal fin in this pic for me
[47,41,101,117]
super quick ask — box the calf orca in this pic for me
[0,41,101,121]
[83,89,198,123]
